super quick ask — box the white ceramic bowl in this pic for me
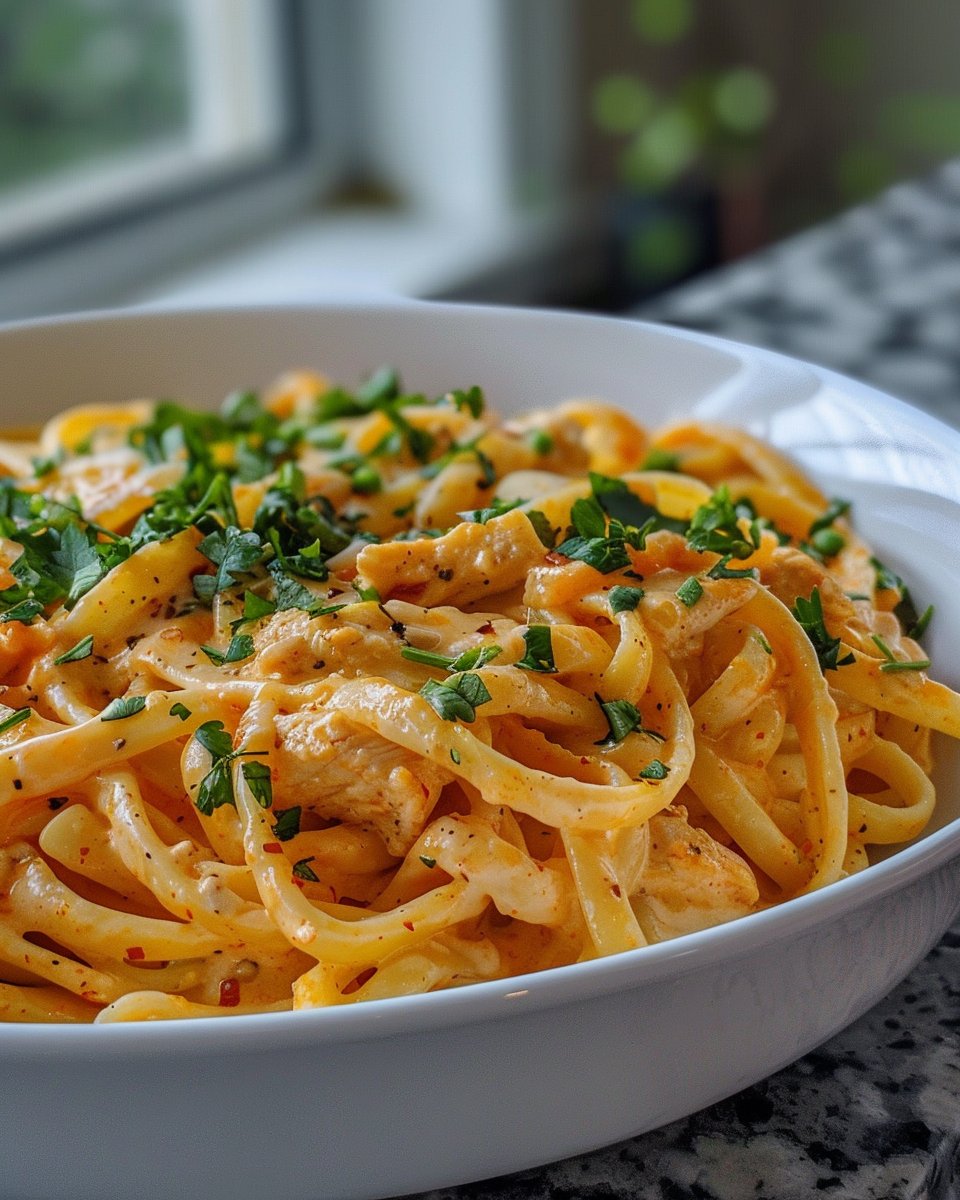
[1,302,959,1200]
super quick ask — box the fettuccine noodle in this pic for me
[0,368,951,1022]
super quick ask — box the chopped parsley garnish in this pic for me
[808,528,845,559]
[570,495,607,540]
[589,472,686,536]
[870,634,930,673]
[753,631,773,655]
[809,498,851,536]
[609,585,644,613]
[271,805,301,841]
[350,464,382,495]
[242,760,273,807]
[419,854,438,868]
[460,497,523,524]
[870,555,926,637]
[292,857,320,883]
[0,484,132,622]
[169,702,192,721]
[234,590,277,627]
[641,448,681,472]
[420,672,492,723]
[100,695,147,722]
[53,635,94,665]
[193,720,269,816]
[908,605,934,641]
[706,556,758,580]
[554,535,631,574]
[451,386,485,418]
[1,599,45,625]
[449,748,461,765]
[593,696,663,747]
[0,707,31,735]
[792,588,854,672]
[401,643,502,671]
[200,634,255,666]
[515,625,557,673]
[527,429,553,456]
[525,509,557,549]
[638,758,670,780]
[685,486,757,558]
[194,526,266,599]
[676,576,704,607]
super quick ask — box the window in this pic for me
[0,0,305,255]
[0,0,580,319]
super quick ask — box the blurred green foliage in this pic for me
[595,0,960,281]
[0,0,189,191]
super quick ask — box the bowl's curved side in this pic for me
[3,856,957,1200]
[0,303,959,1200]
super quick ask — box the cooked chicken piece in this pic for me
[273,705,453,854]
[631,807,759,940]
[356,507,547,607]
[251,608,402,683]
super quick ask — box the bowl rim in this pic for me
[0,298,958,1054]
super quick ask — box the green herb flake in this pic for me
[419,854,438,869]
[809,498,851,536]
[100,695,147,722]
[242,760,274,808]
[908,605,934,641]
[641,448,681,472]
[638,758,670,780]
[515,625,557,673]
[53,634,94,665]
[527,429,553,456]
[810,528,845,559]
[525,509,557,549]
[1,598,45,625]
[450,386,485,419]
[792,588,854,672]
[292,857,320,883]
[676,576,704,607]
[0,707,31,736]
[200,634,255,666]
[871,633,930,673]
[449,748,461,765]
[685,486,756,559]
[169,702,192,721]
[594,696,642,746]
[271,804,301,840]
[420,672,492,723]
[554,535,631,574]
[609,585,644,613]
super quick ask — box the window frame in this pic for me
[0,0,349,319]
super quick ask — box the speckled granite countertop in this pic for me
[408,166,960,1200]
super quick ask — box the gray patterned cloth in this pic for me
[409,166,960,1200]
[638,160,960,429]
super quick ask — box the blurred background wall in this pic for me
[0,0,958,319]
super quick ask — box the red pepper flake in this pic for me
[387,582,428,602]
[125,946,145,961]
[262,842,283,854]
[800,839,813,856]
[545,551,570,565]
[610,883,622,899]
[218,978,240,1007]
[78,846,90,860]
[403,920,415,932]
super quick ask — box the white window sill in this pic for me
[132,202,599,311]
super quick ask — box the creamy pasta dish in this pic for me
[0,368,954,1023]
